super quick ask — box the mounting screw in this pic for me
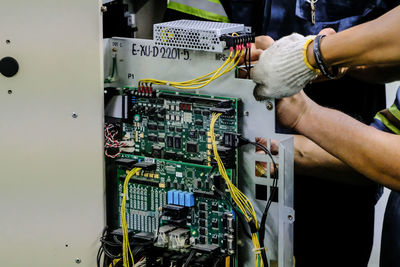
[101,6,107,12]
[266,101,273,110]
[75,258,81,264]
[244,111,249,116]
[112,48,118,52]
[6,40,10,44]
[8,90,12,94]
[288,215,293,221]
[72,112,78,118]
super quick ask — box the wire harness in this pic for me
[138,36,248,90]
[121,167,142,267]
[210,113,265,267]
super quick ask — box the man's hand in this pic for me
[252,33,318,100]
[252,29,337,100]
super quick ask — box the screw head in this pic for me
[101,6,107,12]
[72,112,78,118]
[8,90,12,94]
[288,215,293,221]
[6,40,10,44]
[75,258,81,264]
[244,111,249,116]
[266,101,273,110]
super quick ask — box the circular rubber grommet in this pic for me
[0,57,19,77]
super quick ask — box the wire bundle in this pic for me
[210,113,264,267]
[104,123,128,158]
[138,45,244,90]
[120,167,142,267]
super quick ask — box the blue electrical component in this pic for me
[167,190,195,207]
[168,190,176,204]
[184,192,195,207]
[179,191,185,206]
[173,190,181,205]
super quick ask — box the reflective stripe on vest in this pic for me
[374,103,400,134]
[168,0,229,22]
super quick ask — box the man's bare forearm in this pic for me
[307,6,400,67]
[293,135,373,185]
[296,102,400,191]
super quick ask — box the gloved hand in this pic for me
[252,33,318,100]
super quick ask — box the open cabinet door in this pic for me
[0,1,104,265]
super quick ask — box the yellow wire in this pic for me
[138,50,234,87]
[226,256,230,267]
[138,47,244,90]
[210,113,264,267]
[121,167,142,267]
[165,50,237,90]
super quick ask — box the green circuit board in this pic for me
[121,88,238,166]
[117,154,236,253]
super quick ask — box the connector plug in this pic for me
[133,161,157,171]
[222,132,251,148]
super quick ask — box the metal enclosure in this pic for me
[105,37,294,267]
[0,1,104,266]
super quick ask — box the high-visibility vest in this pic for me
[167,0,229,22]
[372,88,400,134]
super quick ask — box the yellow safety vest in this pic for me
[167,0,229,22]
[374,101,400,134]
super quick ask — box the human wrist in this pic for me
[294,98,319,134]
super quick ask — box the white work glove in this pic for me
[252,33,318,100]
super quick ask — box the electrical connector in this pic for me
[221,132,252,148]
[209,107,235,116]
[115,159,139,170]
[192,244,220,254]
[162,204,189,219]
[133,161,157,171]
[220,32,255,48]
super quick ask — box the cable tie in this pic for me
[252,247,268,254]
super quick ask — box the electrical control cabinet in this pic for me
[0,3,293,267]
[103,20,295,267]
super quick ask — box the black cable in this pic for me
[183,250,196,267]
[244,140,277,267]
[247,46,252,79]
[207,165,216,179]
[97,246,103,267]
[213,187,252,239]
[212,255,225,267]
[244,47,249,77]
[251,142,278,239]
